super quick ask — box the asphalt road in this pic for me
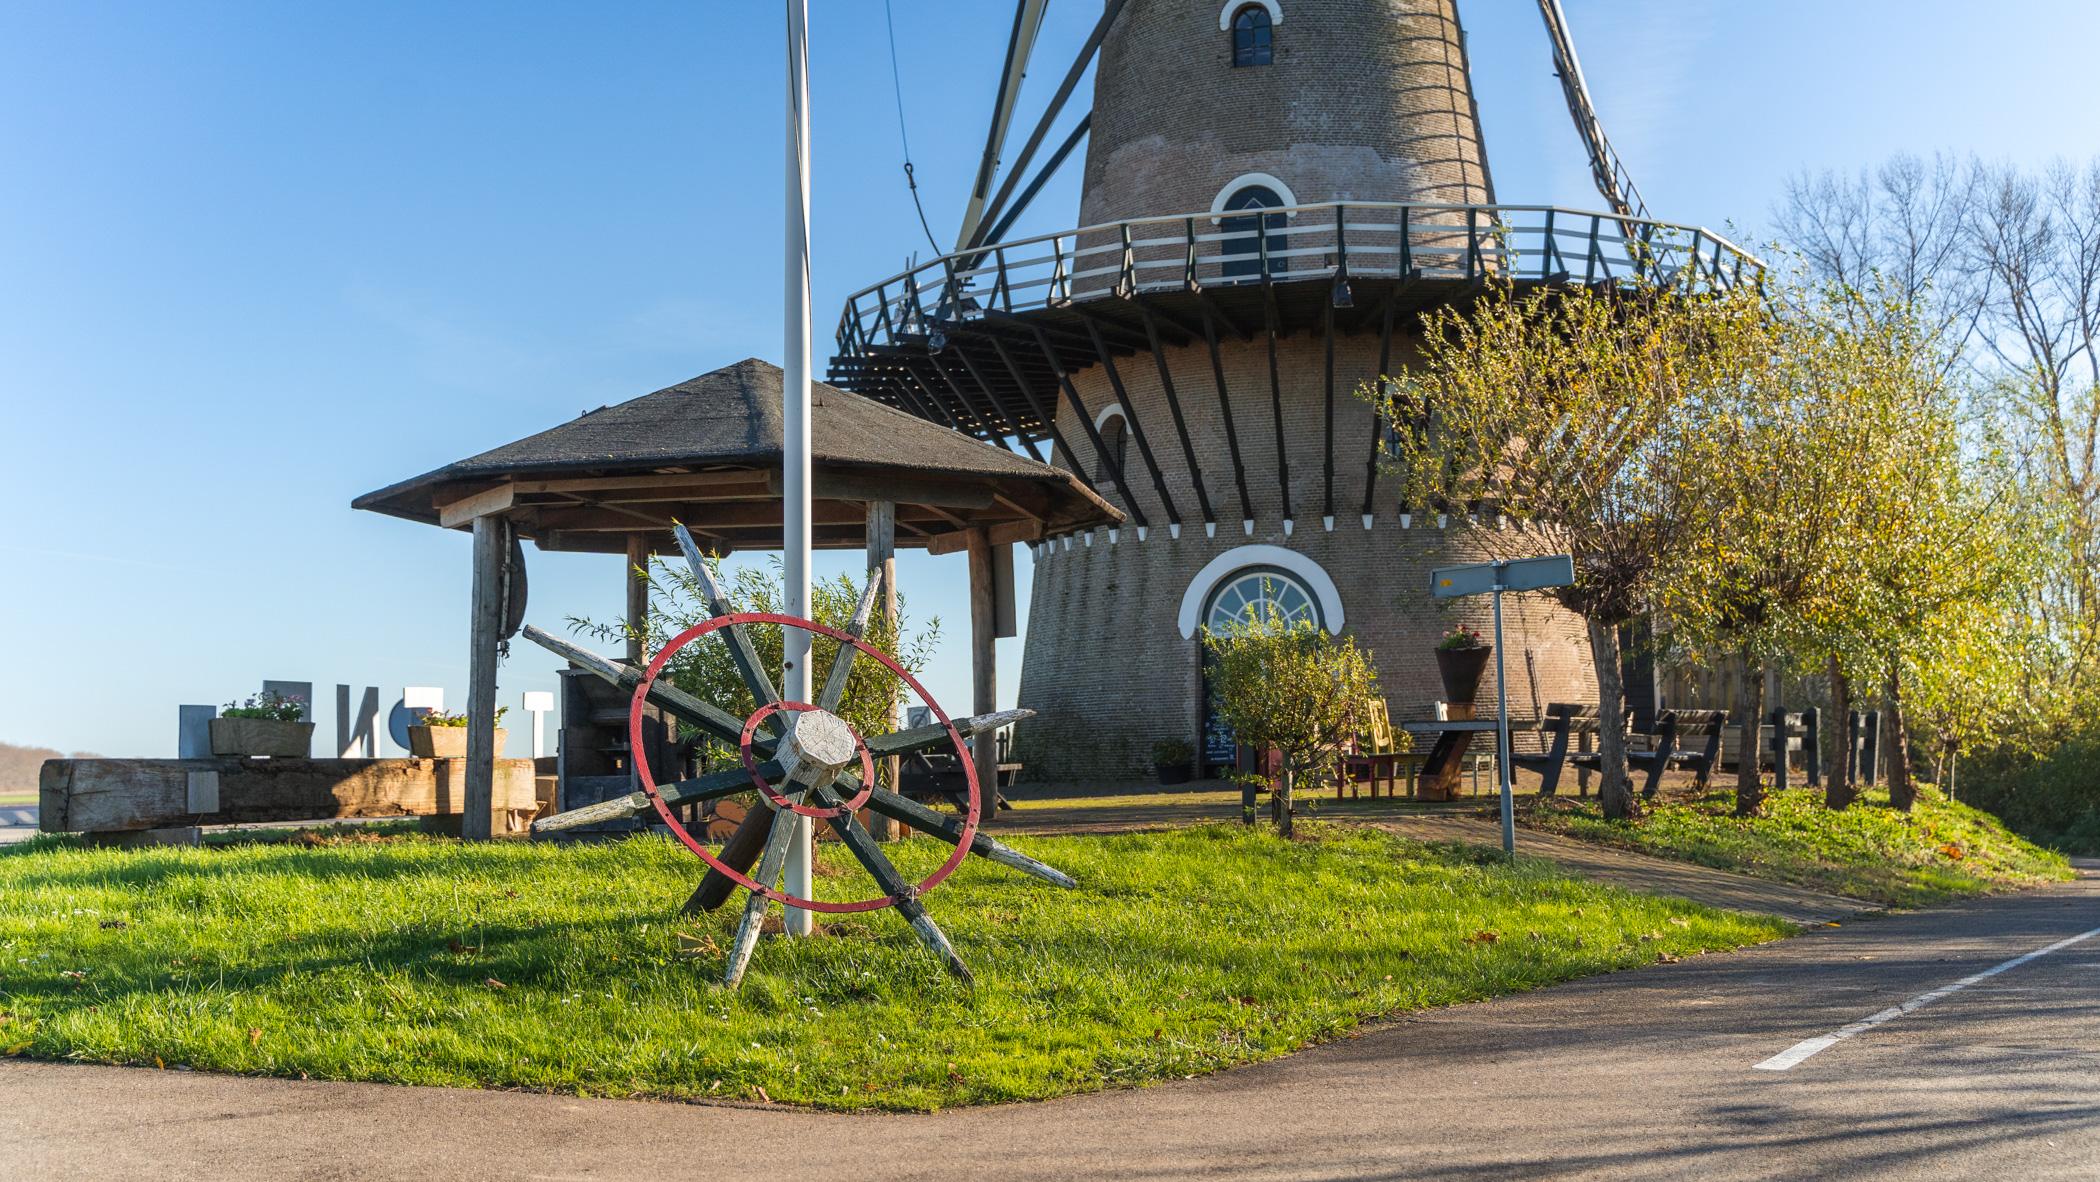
[4,871,2097,1181]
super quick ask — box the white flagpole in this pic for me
[781,0,815,936]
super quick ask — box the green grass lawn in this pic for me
[0,824,1785,1110]
[0,792,36,807]
[1525,786,2073,908]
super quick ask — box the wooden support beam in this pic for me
[623,534,650,665]
[965,530,999,812]
[1028,324,1149,528]
[866,500,899,842]
[1262,286,1292,525]
[1323,300,1336,524]
[1199,299,1255,528]
[437,483,516,529]
[764,469,996,511]
[988,335,1079,474]
[1079,316,1180,531]
[925,348,1011,447]
[926,517,1043,556]
[1362,289,1399,520]
[464,516,503,840]
[950,343,1045,462]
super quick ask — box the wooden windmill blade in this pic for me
[1535,0,1650,224]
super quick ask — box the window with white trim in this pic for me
[1230,4,1273,67]
[1205,567,1322,633]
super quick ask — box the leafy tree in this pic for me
[1370,277,1768,820]
[1203,604,1379,838]
[573,556,941,766]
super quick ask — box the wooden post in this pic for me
[464,516,504,840]
[624,533,650,665]
[965,528,998,812]
[867,501,899,841]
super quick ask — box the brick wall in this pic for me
[1080,0,1493,226]
[1013,329,1597,785]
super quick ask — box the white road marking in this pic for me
[1754,922,2100,1072]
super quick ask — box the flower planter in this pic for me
[1155,760,1194,786]
[1434,645,1493,706]
[408,726,507,759]
[209,718,314,758]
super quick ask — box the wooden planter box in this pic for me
[209,718,314,758]
[408,726,506,759]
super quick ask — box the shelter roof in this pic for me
[353,358,1119,555]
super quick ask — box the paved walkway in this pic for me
[0,805,36,846]
[6,873,2095,1181]
[1001,786,1870,927]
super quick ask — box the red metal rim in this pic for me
[627,611,980,914]
[737,700,876,820]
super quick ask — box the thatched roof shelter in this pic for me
[354,357,1118,556]
[353,358,1111,839]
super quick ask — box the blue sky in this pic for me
[4,0,2097,757]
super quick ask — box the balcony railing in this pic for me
[834,201,1761,359]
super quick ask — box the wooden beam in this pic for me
[926,517,1043,556]
[965,529,999,812]
[1263,283,1292,524]
[987,334,1079,474]
[1361,288,1398,520]
[1027,324,1148,528]
[437,483,516,529]
[1079,316,1180,531]
[623,534,650,665]
[765,469,996,510]
[1323,299,1336,524]
[1138,304,1214,528]
[1199,299,1256,527]
[464,516,503,840]
[866,501,899,842]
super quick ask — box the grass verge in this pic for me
[0,823,1786,1111]
[1525,785,2073,908]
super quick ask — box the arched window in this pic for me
[1230,5,1273,67]
[1205,567,1322,633]
[1220,184,1288,280]
[1093,407,1130,487]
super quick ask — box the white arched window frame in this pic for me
[1217,0,1283,31]
[1092,403,1130,485]
[1177,544,1345,638]
[1209,173,1299,222]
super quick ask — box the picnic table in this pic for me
[1400,718,1500,801]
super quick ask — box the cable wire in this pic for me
[884,0,942,254]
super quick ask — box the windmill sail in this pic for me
[1536,0,1647,222]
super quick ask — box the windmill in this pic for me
[824,0,1760,788]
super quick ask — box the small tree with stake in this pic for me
[1203,604,1379,838]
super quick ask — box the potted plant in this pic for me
[1151,738,1196,785]
[409,708,508,759]
[210,691,314,758]
[1434,624,1492,705]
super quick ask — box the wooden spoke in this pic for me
[859,785,1077,889]
[673,524,782,730]
[810,783,972,982]
[722,798,802,989]
[816,571,883,714]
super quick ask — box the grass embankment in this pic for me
[1527,786,2072,908]
[0,824,1784,1111]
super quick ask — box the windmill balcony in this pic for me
[826,201,1762,449]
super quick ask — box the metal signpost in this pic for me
[780,0,816,936]
[1430,555,1576,857]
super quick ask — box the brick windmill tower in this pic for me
[827,0,1756,782]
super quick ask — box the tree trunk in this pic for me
[1884,662,1915,812]
[1824,656,1855,809]
[1276,758,1296,838]
[1585,616,1638,821]
[1734,654,1767,817]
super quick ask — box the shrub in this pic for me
[221,692,305,723]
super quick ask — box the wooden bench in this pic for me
[1510,703,1603,796]
[1656,709,1728,795]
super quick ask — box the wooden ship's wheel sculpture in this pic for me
[523,525,1076,987]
